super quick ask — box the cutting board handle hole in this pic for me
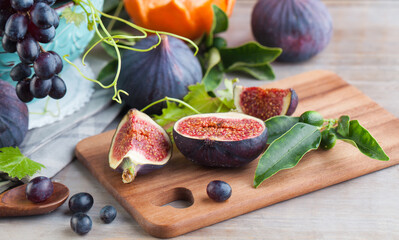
[151,187,194,209]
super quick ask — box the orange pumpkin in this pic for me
[123,0,236,40]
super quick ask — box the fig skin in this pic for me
[0,79,29,147]
[286,88,298,116]
[108,109,172,183]
[119,35,202,114]
[173,112,268,167]
[251,0,333,62]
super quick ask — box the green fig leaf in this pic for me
[154,83,232,128]
[265,116,300,144]
[206,4,229,47]
[97,59,118,84]
[101,42,119,59]
[184,83,229,113]
[337,115,350,137]
[226,62,275,80]
[219,41,282,80]
[254,123,321,188]
[335,120,389,161]
[216,78,238,110]
[202,48,224,92]
[211,4,229,35]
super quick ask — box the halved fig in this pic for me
[108,109,172,183]
[234,86,298,121]
[173,112,268,167]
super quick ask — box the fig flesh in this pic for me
[251,0,333,62]
[233,85,298,121]
[173,112,268,167]
[109,109,172,183]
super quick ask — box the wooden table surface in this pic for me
[1,0,399,239]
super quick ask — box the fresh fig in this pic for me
[233,85,298,121]
[251,0,333,62]
[119,35,202,114]
[173,112,268,167]
[108,109,172,183]
[0,79,29,147]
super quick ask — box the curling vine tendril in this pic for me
[64,0,199,104]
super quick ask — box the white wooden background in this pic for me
[1,0,399,239]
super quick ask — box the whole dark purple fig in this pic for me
[173,112,268,167]
[251,0,333,62]
[0,79,29,147]
[119,35,202,114]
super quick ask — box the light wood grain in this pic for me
[75,71,399,238]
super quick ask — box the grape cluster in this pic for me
[1,0,66,103]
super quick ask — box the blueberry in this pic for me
[206,180,232,202]
[70,213,92,235]
[68,192,94,213]
[100,205,117,224]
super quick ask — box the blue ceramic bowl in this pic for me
[0,0,104,83]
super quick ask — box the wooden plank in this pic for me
[75,70,399,238]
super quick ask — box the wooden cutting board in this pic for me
[75,70,399,238]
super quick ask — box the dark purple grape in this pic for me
[49,76,66,99]
[4,13,28,41]
[49,50,63,73]
[2,34,17,52]
[10,62,31,81]
[28,21,55,43]
[30,75,52,98]
[30,2,54,29]
[51,8,58,28]
[69,192,94,213]
[70,213,92,235]
[17,34,39,63]
[16,79,34,102]
[34,0,55,6]
[206,180,232,202]
[0,0,11,9]
[11,0,33,11]
[25,176,54,203]
[100,205,117,224]
[0,9,14,32]
[33,52,56,79]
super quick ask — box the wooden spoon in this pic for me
[0,182,69,217]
